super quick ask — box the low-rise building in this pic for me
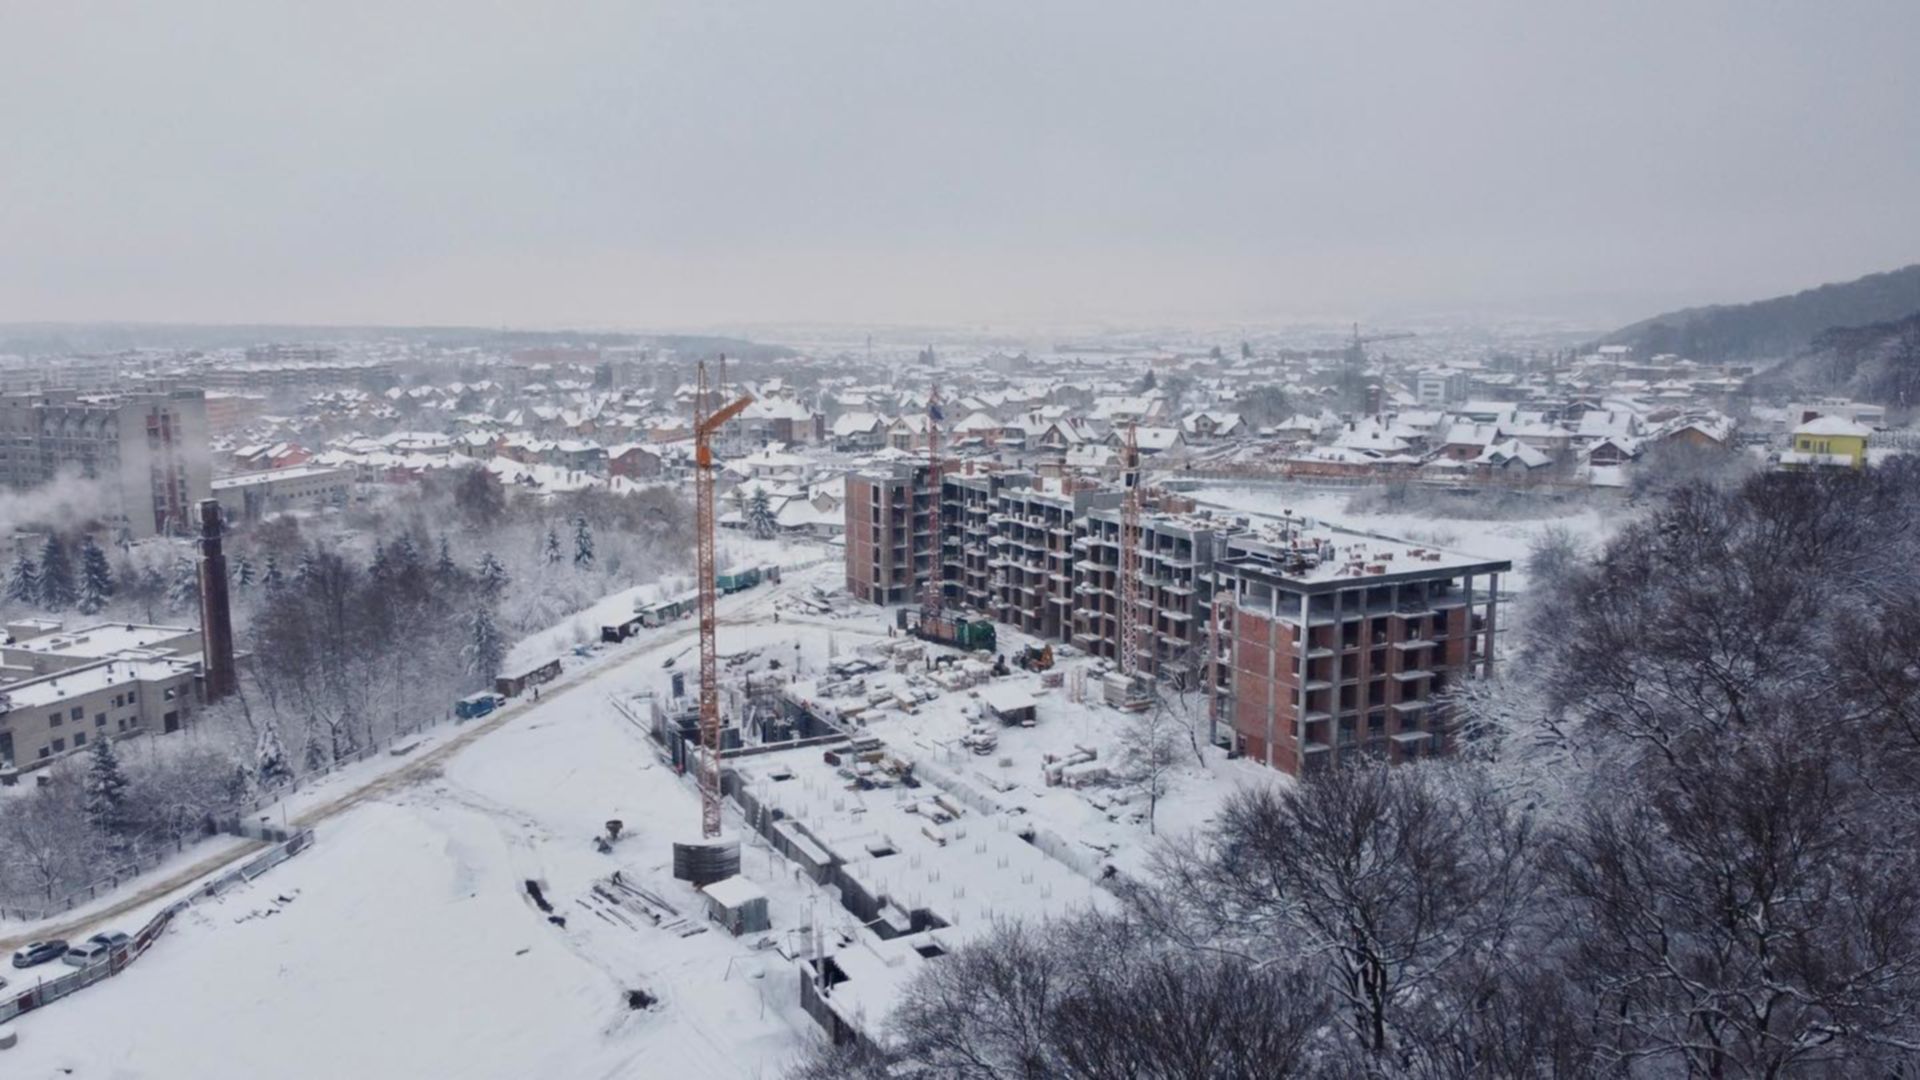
[211,464,353,521]
[0,621,207,772]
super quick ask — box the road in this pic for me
[0,573,807,955]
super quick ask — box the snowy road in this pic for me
[1,566,836,1079]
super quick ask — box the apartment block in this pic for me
[985,478,1117,643]
[1071,506,1231,682]
[1220,519,1507,775]
[939,468,1016,612]
[0,388,211,539]
[844,462,936,605]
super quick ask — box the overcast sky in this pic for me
[2,2,1916,331]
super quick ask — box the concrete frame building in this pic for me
[844,467,1511,777]
[1219,519,1507,775]
[844,462,936,605]
[983,478,1116,643]
[1072,507,1232,680]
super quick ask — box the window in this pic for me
[37,746,51,759]
[50,738,65,753]
[128,689,138,702]
[49,712,63,728]
[95,714,106,727]
[69,706,81,721]
[73,732,86,747]
[163,687,175,701]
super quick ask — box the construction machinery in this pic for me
[693,358,753,839]
[1014,643,1055,673]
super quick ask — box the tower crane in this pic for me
[919,382,946,618]
[693,358,753,839]
[1118,421,1144,679]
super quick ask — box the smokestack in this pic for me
[197,499,236,703]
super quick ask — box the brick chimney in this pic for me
[196,499,236,703]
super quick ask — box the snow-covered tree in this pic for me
[262,553,284,591]
[466,605,506,681]
[6,549,40,606]
[435,535,459,582]
[476,551,509,599]
[83,735,131,842]
[234,554,256,589]
[542,525,563,565]
[747,486,778,540]
[38,535,75,611]
[167,557,200,612]
[573,517,595,568]
[256,721,293,788]
[77,536,115,614]
[368,540,392,582]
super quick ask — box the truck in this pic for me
[456,692,506,720]
[903,610,997,653]
[716,566,764,594]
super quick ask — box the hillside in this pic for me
[1753,311,1920,408]
[1601,263,1920,362]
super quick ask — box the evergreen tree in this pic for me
[573,517,595,568]
[747,487,778,539]
[466,605,506,681]
[83,735,131,843]
[235,555,257,589]
[167,556,200,611]
[435,535,459,582]
[262,552,284,591]
[392,533,421,576]
[257,721,293,788]
[369,539,391,582]
[294,550,318,586]
[476,552,509,599]
[78,536,115,614]
[543,525,563,565]
[5,550,40,606]
[38,535,76,611]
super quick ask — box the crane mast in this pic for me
[1118,421,1143,677]
[920,383,945,618]
[692,358,753,839]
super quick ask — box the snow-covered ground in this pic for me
[5,554,1273,1078]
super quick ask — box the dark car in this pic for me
[11,940,68,968]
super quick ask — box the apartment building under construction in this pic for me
[1218,517,1507,774]
[844,463,1509,776]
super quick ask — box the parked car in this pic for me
[61,932,129,968]
[11,940,67,968]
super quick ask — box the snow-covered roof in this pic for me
[1794,415,1873,438]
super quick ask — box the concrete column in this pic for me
[1483,571,1500,678]
[1296,591,1312,769]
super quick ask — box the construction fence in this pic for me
[0,828,316,1027]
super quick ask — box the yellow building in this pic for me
[1783,414,1872,469]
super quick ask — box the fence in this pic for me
[0,830,215,923]
[0,827,316,1026]
[4,703,464,923]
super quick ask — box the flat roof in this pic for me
[5,623,198,660]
